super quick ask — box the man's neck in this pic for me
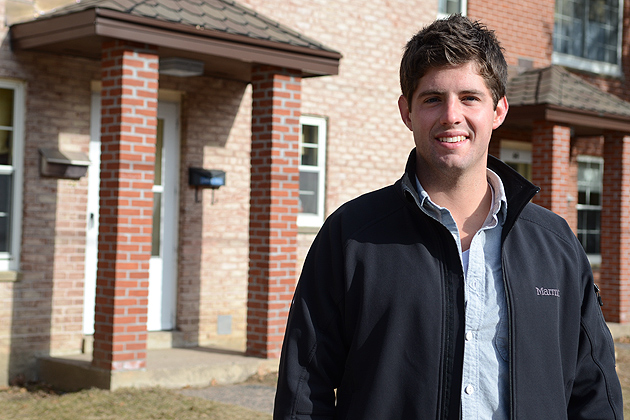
[418,168,492,251]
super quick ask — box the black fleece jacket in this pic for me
[274,150,623,419]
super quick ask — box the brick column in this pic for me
[247,66,301,358]
[531,121,571,220]
[600,132,630,322]
[93,41,158,371]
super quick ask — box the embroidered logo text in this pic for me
[536,287,560,298]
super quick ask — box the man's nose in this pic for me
[440,98,462,126]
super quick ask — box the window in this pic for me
[0,81,24,272]
[298,116,327,228]
[577,156,603,263]
[438,0,467,16]
[553,0,623,76]
[500,141,532,181]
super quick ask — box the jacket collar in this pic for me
[400,149,540,233]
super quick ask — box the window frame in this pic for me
[438,0,467,17]
[0,79,25,273]
[297,115,327,228]
[576,155,604,265]
[552,0,624,77]
[500,141,533,181]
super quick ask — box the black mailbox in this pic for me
[189,167,226,188]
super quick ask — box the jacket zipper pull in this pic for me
[594,284,604,307]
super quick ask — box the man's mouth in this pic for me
[437,135,467,143]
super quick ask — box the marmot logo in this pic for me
[536,287,560,297]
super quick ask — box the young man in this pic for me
[273,15,623,419]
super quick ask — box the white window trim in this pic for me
[552,0,624,77]
[552,52,622,78]
[0,80,25,273]
[438,0,467,18]
[298,115,327,228]
[576,155,604,266]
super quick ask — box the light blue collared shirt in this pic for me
[415,170,509,420]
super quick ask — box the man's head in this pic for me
[400,14,507,109]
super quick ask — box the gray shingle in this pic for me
[27,0,339,54]
[199,3,227,21]
[508,65,630,118]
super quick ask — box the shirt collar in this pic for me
[415,169,508,225]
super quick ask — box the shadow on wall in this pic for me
[162,75,250,348]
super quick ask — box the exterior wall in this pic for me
[158,75,252,349]
[468,0,554,71]
[241,0,438,266]
[0,27,101,381]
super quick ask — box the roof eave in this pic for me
[506,103,630,133]
[10,8,342,77]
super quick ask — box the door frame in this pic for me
[83,96,180,334]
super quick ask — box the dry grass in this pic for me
[0,350,628,419]
[615,342,630,418]
[0,385,271,420]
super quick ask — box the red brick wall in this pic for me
[247,66,301,358]
[600,133,630,322]
[531,122,571,220]
[468,0,554,70]
[92,41,158,371]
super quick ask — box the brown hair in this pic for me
[400,14,507,108]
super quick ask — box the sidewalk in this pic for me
[39,346,279,392]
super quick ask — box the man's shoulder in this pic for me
[324,182,409,237]
[515,202,576,244]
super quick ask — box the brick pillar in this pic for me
[247,66,301,358]
[531,121,571,219]
[93,41,158,372]
[600,132,630,322]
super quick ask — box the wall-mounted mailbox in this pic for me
[39,148,90,179]
[189,167,226,203]
[189,167,226,188]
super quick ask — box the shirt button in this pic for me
[465,385,475,395]
[465,331,473,341]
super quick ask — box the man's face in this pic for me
[398,62,508,182]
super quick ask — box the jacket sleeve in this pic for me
[273,217,348,420]
[567,245,624,419]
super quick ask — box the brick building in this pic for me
[0,0,629,387]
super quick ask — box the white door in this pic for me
[148,102,180,331]
[83,97,180,334]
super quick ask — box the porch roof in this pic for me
[506,65,630,135]
[9,0,342,81]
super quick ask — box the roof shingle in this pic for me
[30,0,338,54]
[508,65,630,119]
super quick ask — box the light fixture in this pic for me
[159,57,204,77]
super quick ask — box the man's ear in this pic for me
[398,95,413,131]
[493,96,509,130]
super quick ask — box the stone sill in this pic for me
[0,271,21,282]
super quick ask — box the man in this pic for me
[273,14,623,419]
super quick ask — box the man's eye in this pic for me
[424,97,440,103]
[462,96,480,102]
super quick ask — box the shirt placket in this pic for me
[460,229,487,420]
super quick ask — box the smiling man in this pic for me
[273,15,623,420]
